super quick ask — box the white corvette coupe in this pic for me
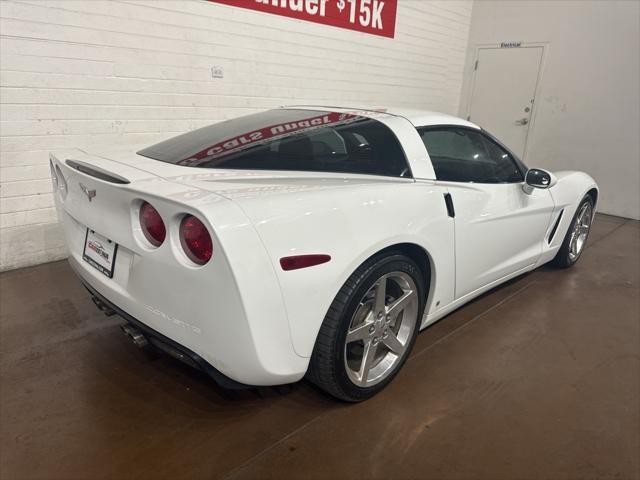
[50,106,598,401]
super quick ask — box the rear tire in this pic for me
[552,195,594,268]
[307,253,427,402]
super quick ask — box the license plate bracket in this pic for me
[82,229,118,278]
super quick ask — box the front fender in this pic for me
[536,171,599,265]
[549,171,599,212]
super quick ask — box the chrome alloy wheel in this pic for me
[344,271,419,387]
[569,202,593,261]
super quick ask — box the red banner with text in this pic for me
[177,112,360,166]
[209,0,397,38]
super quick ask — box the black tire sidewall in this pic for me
[332,254,426,401]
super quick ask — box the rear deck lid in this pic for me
[50,148,223,253]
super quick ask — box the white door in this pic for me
[468,46,543,159]
[418,126,554,300]
[449,182,553,299]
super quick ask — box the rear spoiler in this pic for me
[66,159,130,184]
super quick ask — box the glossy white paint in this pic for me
[445,182,554,298]
[535,171,600,266]
[51,106,598,386]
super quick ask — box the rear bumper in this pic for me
[80,277,250,389]
[67,250,308,386]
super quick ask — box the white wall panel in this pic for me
[0,0,472,270]
[460,0,640,220]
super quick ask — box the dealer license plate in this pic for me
[83,229,118,278]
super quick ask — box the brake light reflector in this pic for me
[180,215,212,265]
[139,202,165,247]
[280,254,331,271]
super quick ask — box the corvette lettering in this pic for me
[144,305,202,335]
[209,0,397,38]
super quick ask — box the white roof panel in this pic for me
[283,105,480,129]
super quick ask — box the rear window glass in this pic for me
[137,109,410,178]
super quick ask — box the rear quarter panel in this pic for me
[232,180,454,358]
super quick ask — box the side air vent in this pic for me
[66,159,130,184]
[548,209,564,244]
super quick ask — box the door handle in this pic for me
[515,118,529,126]
[443,193,455,218]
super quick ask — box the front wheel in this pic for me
[307,253,426,402]
[552,196,594,268]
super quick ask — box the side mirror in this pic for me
[523,168,557,194]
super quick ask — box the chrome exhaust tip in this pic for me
[120,323,149,348]
[91,295,116,316]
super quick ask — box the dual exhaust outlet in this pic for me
[120,322,198,370]
[88,291,240,387]
[120,324,149,348]
[91,293,196,370]
[91,294,148,348]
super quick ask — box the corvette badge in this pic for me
[79,183,96,202]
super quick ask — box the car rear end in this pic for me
[50,149,306,386]
[50,107,423,388]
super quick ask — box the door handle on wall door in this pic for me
[515,118,529,126]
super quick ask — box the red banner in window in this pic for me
[209,0,397,38]
[177,112,361,166]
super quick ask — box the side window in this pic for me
[418,127,523,183]
[479,135,524,183]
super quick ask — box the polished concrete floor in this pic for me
[1,214,638,480]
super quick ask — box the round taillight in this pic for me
[139,202,165,247]
[180,215,212,265]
